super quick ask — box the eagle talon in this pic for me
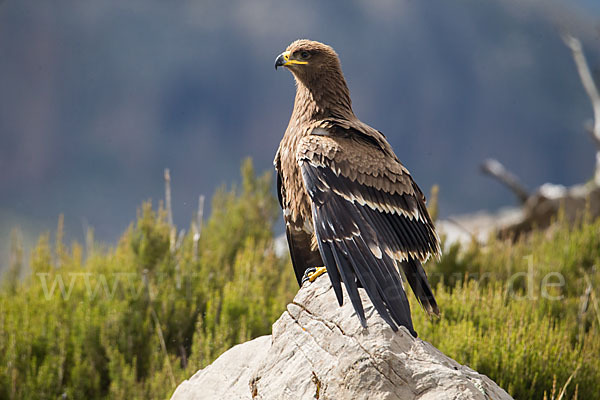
[301,266,328,285]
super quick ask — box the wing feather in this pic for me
[315,236,344,306]
[298,135,439,335]
[329,236,366,327]
[342,239,399,330]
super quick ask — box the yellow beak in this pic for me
[275,51,308,69]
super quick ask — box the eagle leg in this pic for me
[301,266,328,285]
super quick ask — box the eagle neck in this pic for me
[292,72,354,123]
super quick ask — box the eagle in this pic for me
[274,39,440,337]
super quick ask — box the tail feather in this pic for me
[400,258,439,316]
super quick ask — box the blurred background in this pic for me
[1,0,599,271]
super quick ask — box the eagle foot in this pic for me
[301,266,328,285]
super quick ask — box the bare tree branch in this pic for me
[192,195,204,262]
[164,168,174,227]
[562,33,600,185]
[480,158,529,203]
[164,168,178,251]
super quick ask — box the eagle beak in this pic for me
[275,51,308,70]
[275,52,287,70]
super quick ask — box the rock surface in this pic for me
[171,276,513,400]
[171,335,271,400]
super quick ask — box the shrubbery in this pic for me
[0,160,598,399]
[0,160,296,399]
[419,209,600,399]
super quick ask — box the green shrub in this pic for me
[0,159,296,399]
[0,159,598,399]
[416,213,600,399]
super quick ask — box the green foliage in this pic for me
[3,228,24,294]
[415,214,600,399]
[1,159,599,399]
[0,159,296,399]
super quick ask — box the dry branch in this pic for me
[480,158,529,203]
[164,168,178,251]
[192,195,205,262]
[164,168,174,226]
[562,33,600,185]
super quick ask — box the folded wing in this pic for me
[298,130,439,335]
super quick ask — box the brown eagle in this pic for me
[274,39,440,336]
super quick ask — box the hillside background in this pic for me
[1,0,599,269]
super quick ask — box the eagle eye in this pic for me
[300,51,310,60]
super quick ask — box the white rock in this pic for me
[172,276,513,400]
[171,335,271,400]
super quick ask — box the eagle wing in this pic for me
[297,125,440,335]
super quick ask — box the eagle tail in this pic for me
[400,259,439,316]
